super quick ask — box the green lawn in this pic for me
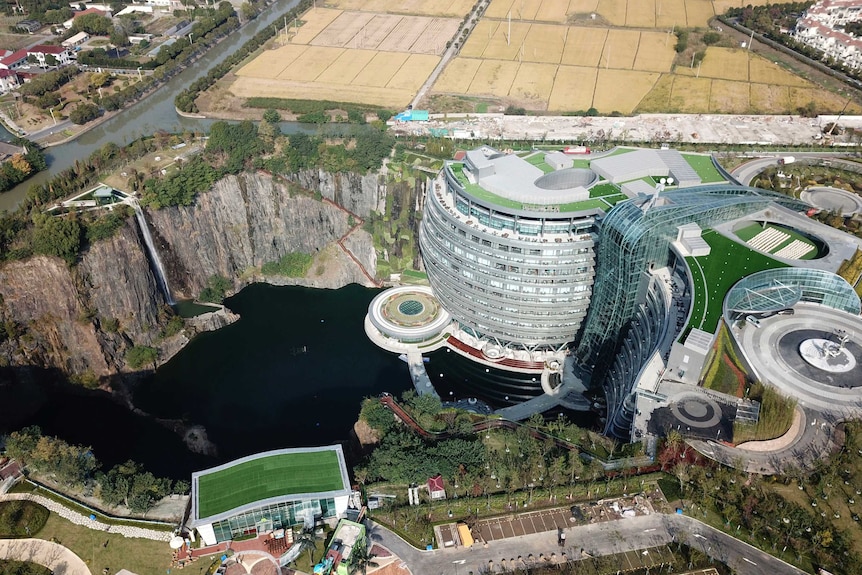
[196,450,345,519]
[36,514,171,575]
[686,230,787,334]
[523,152,554,173]
[682,153,726,183]
[733,222,820,260]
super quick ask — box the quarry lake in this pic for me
[5,282,595,478]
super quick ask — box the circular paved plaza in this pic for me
[801,187,862,217]
[735,303,862,413]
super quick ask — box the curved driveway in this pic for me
[689,304,862,474]
[370,513,804,575]
[0,538,91,575]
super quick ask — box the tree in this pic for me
[199,274,231,303]
[347,538,378,575]
[262,108,281,124]
[73,13,113,35]
[69,102,100,125]
[126,345,157,369]
[32,213,81,265]
[293,529,317,565]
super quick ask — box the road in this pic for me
[369,512,805,575]
[27,119,73,141]
[730,151,860,185]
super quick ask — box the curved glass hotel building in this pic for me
[419,147,605,360]
[367,145,862,441]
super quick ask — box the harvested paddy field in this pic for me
[231,5,462,108]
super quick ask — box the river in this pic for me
[0,0,317,212]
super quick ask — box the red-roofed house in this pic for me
[28,45,74,67]
[0,49,29,71]
[427,474,446,500]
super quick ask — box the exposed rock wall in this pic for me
[148,171,377,298]
[0,221,166,376]
[0,169,383,377]
[287,169,385,218]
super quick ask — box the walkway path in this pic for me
[0,493,173,541]
[406,351,439,398]
[0,538,91,575]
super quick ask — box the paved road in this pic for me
[369,512,805,575]
[0,538,91,575]
[27,119,73,141]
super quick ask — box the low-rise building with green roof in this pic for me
[188,445,352,545]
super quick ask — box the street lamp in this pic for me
[189,33,194,44]
[49,107,56,125]
[136,66,142,81]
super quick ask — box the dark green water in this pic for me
[133,283,411,469]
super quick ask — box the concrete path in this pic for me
[0,493,172,541]
[0,538,91,575]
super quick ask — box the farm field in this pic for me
[482,0,774,27]
[433,39,862,114]
[325,0,475,17]
[232,6,456,108]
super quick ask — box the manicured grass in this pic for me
[0,501,49,537]
[196,450,345,519]
[36,514,171,575]
[523,152,555,173]
[681,153,726,183]
[0,559,51,575]
[588,182,621,198]
[686,230,787,334]
[733,222,819,260]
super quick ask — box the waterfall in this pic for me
[131,201,174,305]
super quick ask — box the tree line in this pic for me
[4,426,189,514]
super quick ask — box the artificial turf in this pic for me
[685,230,787,334]
[196,450,345,519]
[681,153,726,183]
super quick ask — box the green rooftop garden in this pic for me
[684,230,787,336]
[681,153,726,183]
[196,450,345,519]
[523,151,555,173]
[448,163,621,213]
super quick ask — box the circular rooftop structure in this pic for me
[801,187,862,217]
[368,286,451,344]
[535,168,599,190]
[724,268,860,320]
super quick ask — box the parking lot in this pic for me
[476,508,572,543]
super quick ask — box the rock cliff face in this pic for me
[148,171,378,299]
[0,170,383,377]
[0,222,166,376]
[286,169,385,218]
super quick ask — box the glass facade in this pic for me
[724,268,861,320]
[419,163,601,350]
[576,184,809,436]
[210,497,337,543]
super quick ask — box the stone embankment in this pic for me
[0,493,172,541]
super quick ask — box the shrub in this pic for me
[261,252,313,277]
[199,274,231,303]
[69,102,101,125]
[0,501,49,537]
[126,345,158,369]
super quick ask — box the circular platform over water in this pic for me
[368,286,451,344]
